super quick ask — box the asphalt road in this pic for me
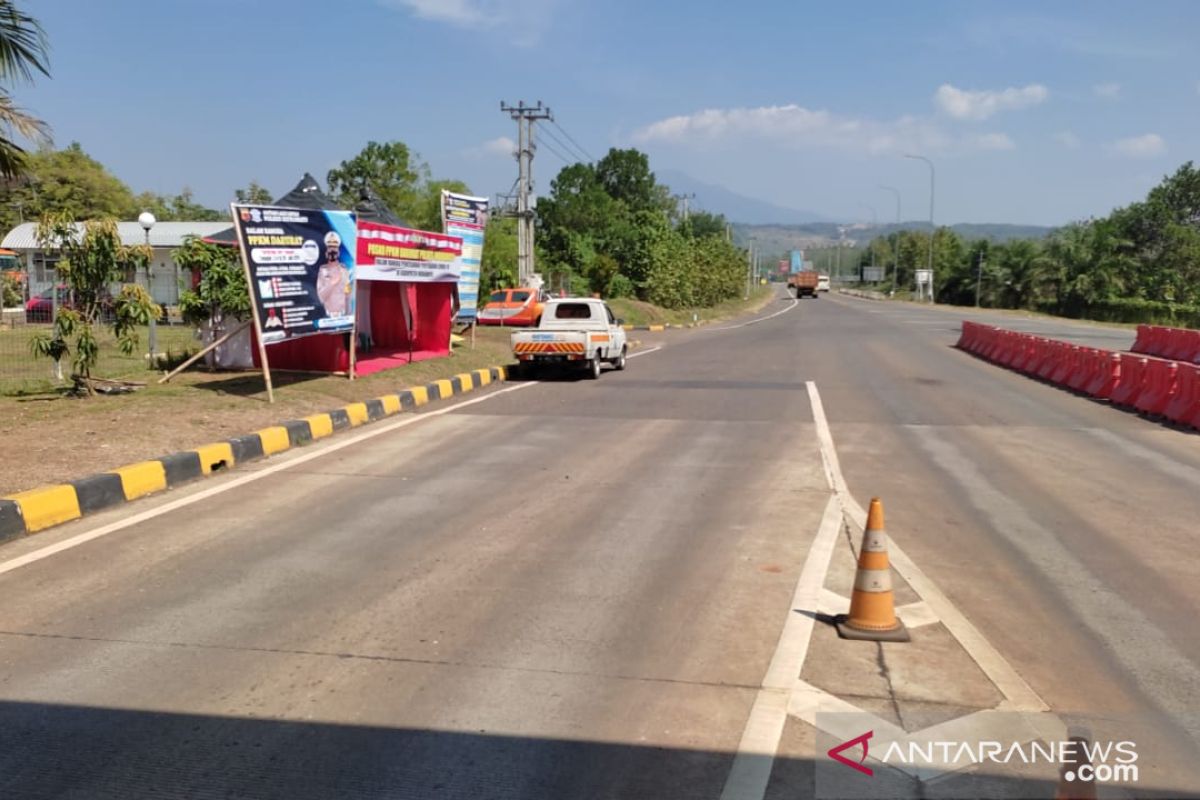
[1,290,1198,798]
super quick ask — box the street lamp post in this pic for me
[878,185,901,294]
[904,154,935,302]
[138,211,157,361]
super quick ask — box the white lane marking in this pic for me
[0,381,539,578]
[720,495,842,800]
[626,346,662,359]
[1086,428,1200,488]
[712,296,798,330]
[808,386,1047,712]
[916,431,1200,737]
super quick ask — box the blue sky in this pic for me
[17,0,1200,225]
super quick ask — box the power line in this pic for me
[539,124,587,165]
[550,119,594,162]
[537,134,575,166]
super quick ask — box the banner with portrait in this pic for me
[230,204,357,344]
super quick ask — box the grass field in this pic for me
[0,322,198,395]
[608,286,775,327]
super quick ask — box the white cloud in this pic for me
[1110,133,1166,158]
[1093,82,1122,99]
[632,104,1016,157]
[1054,130,1081,148]
[381,0,557,45]
[466,136,516,158]
[483,136,516,156]
[933,83,1048,120]
[392,0,490,25]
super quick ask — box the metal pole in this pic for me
[975,250,985,308]
[145,228,158,360]
[905,154,935,302]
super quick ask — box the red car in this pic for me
[25,285,116,323]
[25,285,70,323]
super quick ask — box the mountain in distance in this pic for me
[655,169,826,225]
[731,220,1057,256]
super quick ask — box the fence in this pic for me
[0,312,199,395]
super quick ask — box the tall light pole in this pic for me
[138,211,157,360]
[878,185,901,293]
[904,154,935,302]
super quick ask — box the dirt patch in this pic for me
[0,326,514,494]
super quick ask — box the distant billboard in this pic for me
[863,266,885,282]
[789,249,804,273]
[778,259,789,274]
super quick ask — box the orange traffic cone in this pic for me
[836,498,910,642]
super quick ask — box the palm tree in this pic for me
[0,0,50,179]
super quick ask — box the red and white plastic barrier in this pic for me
[956,321,1200,430]
[1132,324,1200,363]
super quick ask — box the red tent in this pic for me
[214,176,458,376]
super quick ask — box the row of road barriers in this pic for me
[957,321,1200,431]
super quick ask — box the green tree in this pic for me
[0,0,50,180]
[29,213,159,390]
[175,236,249,326]
[410,178,471,231]
[594,148,672,215]
[234,180,273,205]
[0,143,137,231]
[680,210,728,240]
[327,140,429,221]
[479,215,517,292]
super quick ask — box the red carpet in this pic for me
[353,347,449,377]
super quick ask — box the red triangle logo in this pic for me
[827,730,874,776]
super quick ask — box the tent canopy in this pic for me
[204,174,409,244]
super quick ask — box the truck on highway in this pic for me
[511,297,628,379]
[788,270,820,298]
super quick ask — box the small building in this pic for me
[0,221,230,306]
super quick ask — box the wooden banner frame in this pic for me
[230,203,276,403]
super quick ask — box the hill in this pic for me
[655,169,826,225]
[732,221,1057,255]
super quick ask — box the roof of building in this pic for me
[0,221,231,250]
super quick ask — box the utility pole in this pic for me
[501,101,553,286]
[675,192,696,222]
[975,248,986,308]
[746,243,754,298]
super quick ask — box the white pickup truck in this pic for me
[510,297,629,379]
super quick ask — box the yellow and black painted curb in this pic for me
[621,322,707,332]
[0,366,508,543]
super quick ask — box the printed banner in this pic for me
[790,249,805,273]
[356,221,463,283]
[441,191,489,320]
[231,204,357,344]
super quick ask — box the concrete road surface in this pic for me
[1,289,1198,798]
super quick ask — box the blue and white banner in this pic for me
[441,191,489,321]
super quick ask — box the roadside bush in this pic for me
[2,273,22,307]
[607,273,634,298]
[1035,298,1200,327]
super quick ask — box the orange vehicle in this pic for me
[476,287,547,327]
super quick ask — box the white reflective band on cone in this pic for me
[853,568,893,592]
[861,530,888,552]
